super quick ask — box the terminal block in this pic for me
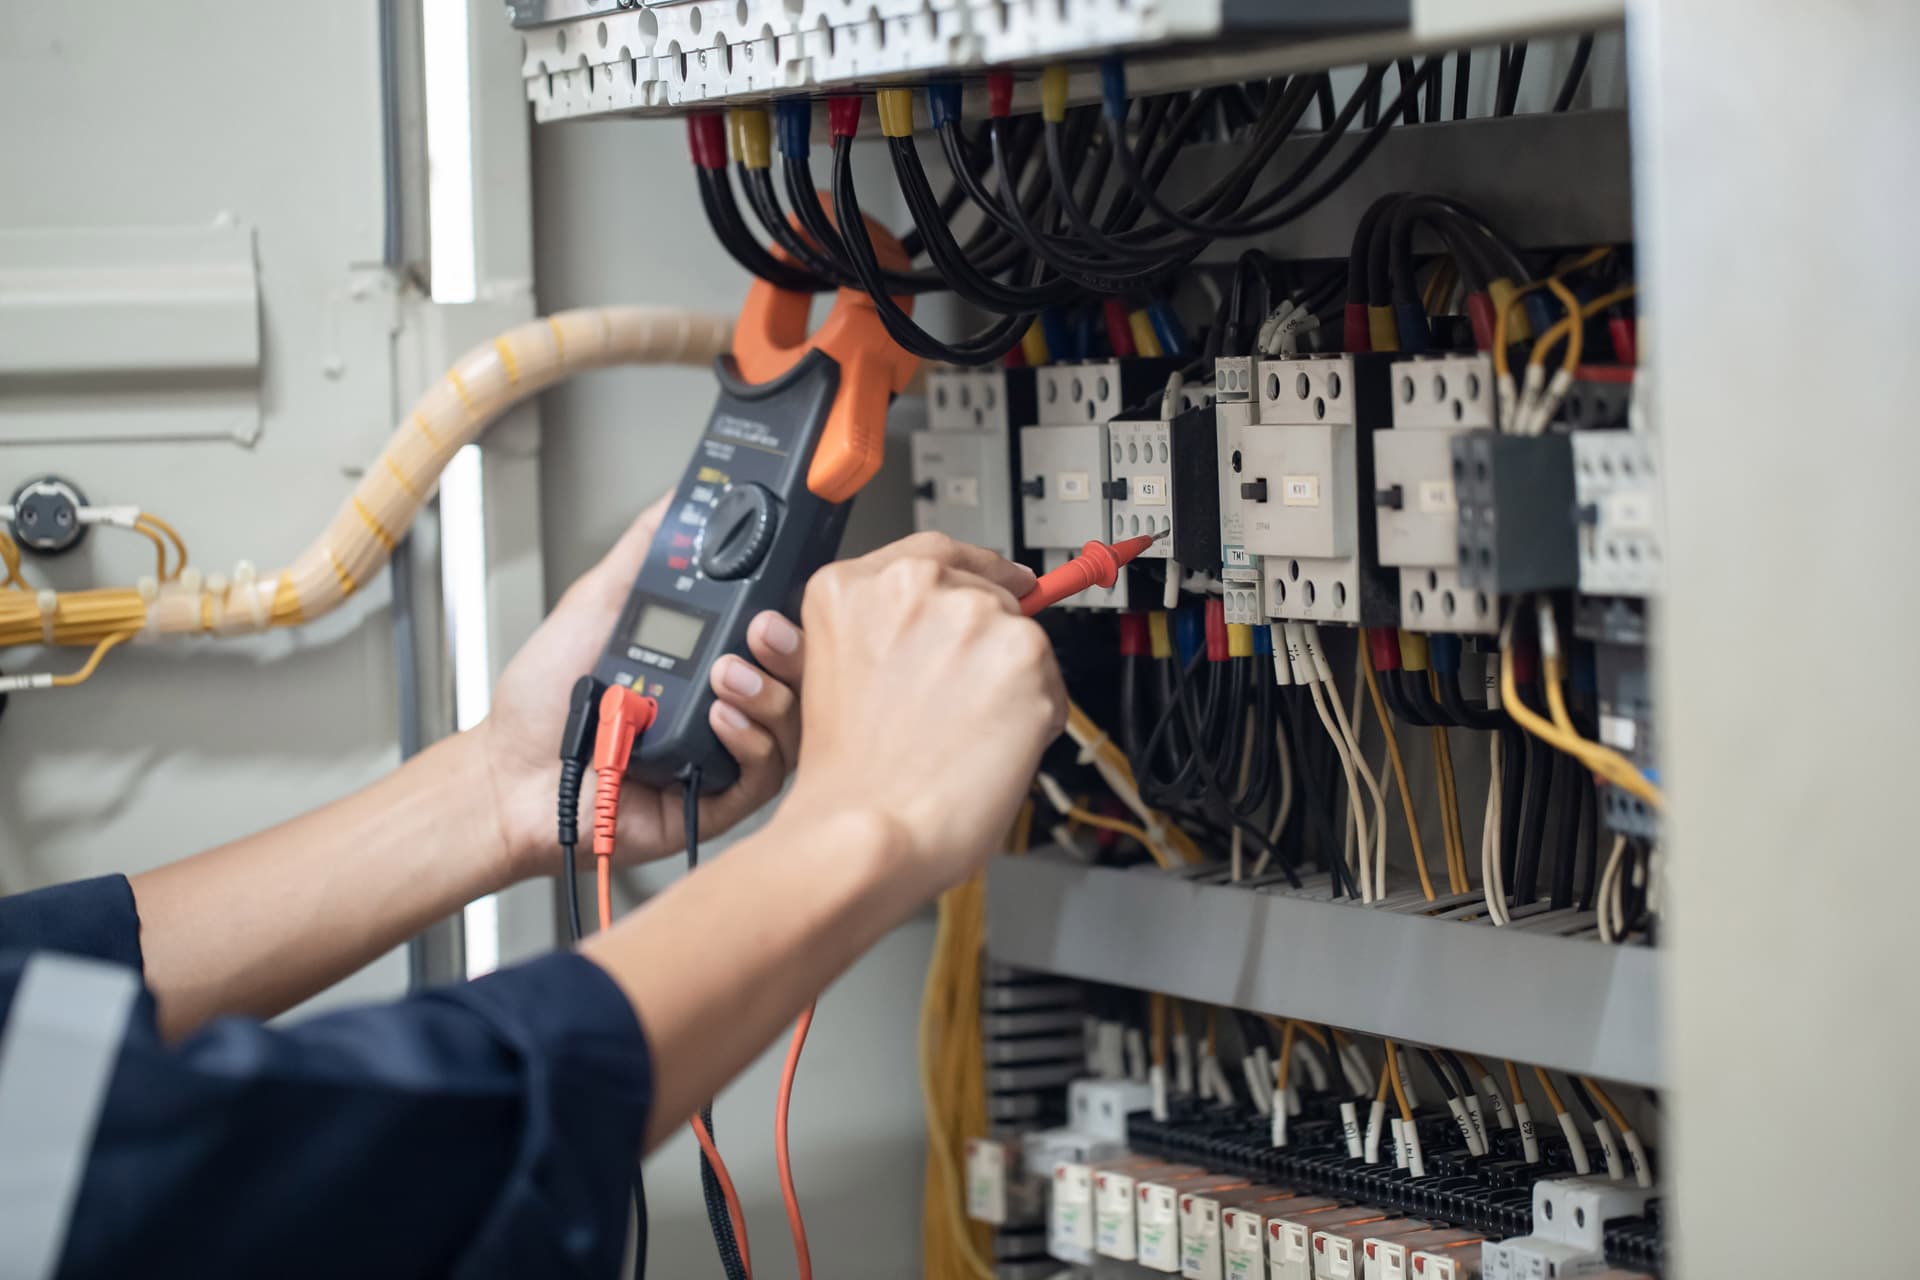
[1572,428,1663,597]
[1376,354,1499,635]
[911,367,1035,561]
[1481,1176,1657,1280]
[1452,432,1578,594]
[1223,353,1395,625]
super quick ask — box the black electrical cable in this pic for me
[1547,751,1582,910]
[683,766,748,1280]
[831,135,1035,365]
[890,135,1073,314]
[1423,56,1443,123]
[697,165,825,294]
[1396,59,1423,124]
[1512,731,1551,904]
[1553,35,1594,113]
[1434,662,1503,731]
[1576,772,1600,912]
[1452,50,1471,120]
[1496,42,1528,116]
[1315,77,1337,131]
[742,165,855,286]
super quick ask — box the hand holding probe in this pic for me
[1018,528,1169,616]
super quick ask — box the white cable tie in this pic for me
[0,672,55,694]
[1036,771,1074,815]
[179,567,204,595]
[37,590,58,643]
[136,575,160,603]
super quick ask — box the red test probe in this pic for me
[1019,529,1169,616]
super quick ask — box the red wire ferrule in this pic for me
[1466,291,1497,352]
[827,95,863,139]
[590,685,657,859]
[1366,627,1402,673]
[1511,629,1540,685]
[687,112,728,170]
[1103,298,1136,357]
[987,71,1014,119]
[1608,314,1637,366]
[1342,301,1370,353]
[1118,611,1150,657]
[1204,597,1228,662]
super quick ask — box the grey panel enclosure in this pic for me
[986,852,1661,1087]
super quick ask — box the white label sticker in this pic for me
[1604,490,1656,532]
[1280,474,1321,507]
[965,1139,1007,1225]
[1599,712,1638,751]
[939,475,981,507]
[1058,471,1092,501]
[1096,1170,1139,1259]
[1135,475,1170,505]
[1180,1194,1223,1280]
[1224,545,1253,570]
[1418,479,1456,514]
[1138,1184,1182,1272]
[1321,1233,1357,1278]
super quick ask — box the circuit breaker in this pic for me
[911,367,1034,561]
[1222,353,1394,625]
[1376,353,1500,635]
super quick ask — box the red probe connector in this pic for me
[1018,530,1166,616]
[590,685,658,861]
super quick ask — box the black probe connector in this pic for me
[556,674,606,944]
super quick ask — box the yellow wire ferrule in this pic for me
[1020,321,1050,367]
[1040,65,1070,123]
[1148,611,1173,659]
[1129,310,1162,357]
[1226,623,1254,659]
[1488,277,1533,341]
[1397,628,1430,672]
[1367,305,1399,353]
[875,89,915,139]
[734,106,772,168]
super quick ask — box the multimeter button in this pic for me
[699,482,779,580]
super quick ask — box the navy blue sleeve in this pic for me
[0,875,143,971]
[50,951,651,1280]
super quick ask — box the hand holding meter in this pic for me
[592,207,918,793]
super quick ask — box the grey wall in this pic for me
[530,116,933,1278]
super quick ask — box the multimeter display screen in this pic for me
[630,602,708,660]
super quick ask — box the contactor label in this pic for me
[939,476,981,507]
[1058,472,1092,501]
[1134,476,1169,505]
[1281,475,1321,507]
[1418,479,1457,513]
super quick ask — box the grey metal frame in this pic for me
[986,852,1661,1086]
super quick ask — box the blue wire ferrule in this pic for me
[1522,292,1555,336]
[1041,309,1074,365]
[1174,606,1205,666]
[1393,301,1432,354]
[1571,641,1599,698]
[1253,618,1274,656]
[1428,632,1462,674]
[927,83,963,130]
[1073,306,1100,362]
[1147,301,1188,358]
[1099,58,1129,121]
[775,99,811,158]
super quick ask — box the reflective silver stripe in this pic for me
[0,954,139,1280]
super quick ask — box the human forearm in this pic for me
[130,730,515,1038]
[579,805,924,1150]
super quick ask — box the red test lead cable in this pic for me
[590,685,755,1279]
[1019,529,1168,616]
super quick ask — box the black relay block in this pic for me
[1167,403,1222,571]
[1452,431,1579,593]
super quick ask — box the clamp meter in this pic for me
[591,217,918,793]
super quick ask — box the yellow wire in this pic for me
[1500,614,1666,810]
[1275,1020,1298,1093]
[129,521,170,581]
[1384,1039,1415,1124]
[1374,1060,1392,1102]
[1530,285,1638,373]
[1528,276,1586,374]
[1578,1077,1632,1135]
[0,530,23,589]
[1491,247,1613,381]
[1431,722,1468,894]
[1049,800,1171,868]
[1503,1060,1525,1110]
[1532,1065,1568,1117]
[1149,994,1167,1068]
[1360,646,1434,901]
[138,513,189,573]
[47,631,134,688]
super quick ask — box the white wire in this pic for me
[1314,627,1389,901]
[1597,835,1628,943]
[1482,733,1510,925]
[1308,677,1372,901]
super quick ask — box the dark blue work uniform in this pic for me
[0,875,652,1278]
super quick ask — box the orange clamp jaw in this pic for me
[729,199,920,504]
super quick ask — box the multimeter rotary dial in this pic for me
[697,482,779,581]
